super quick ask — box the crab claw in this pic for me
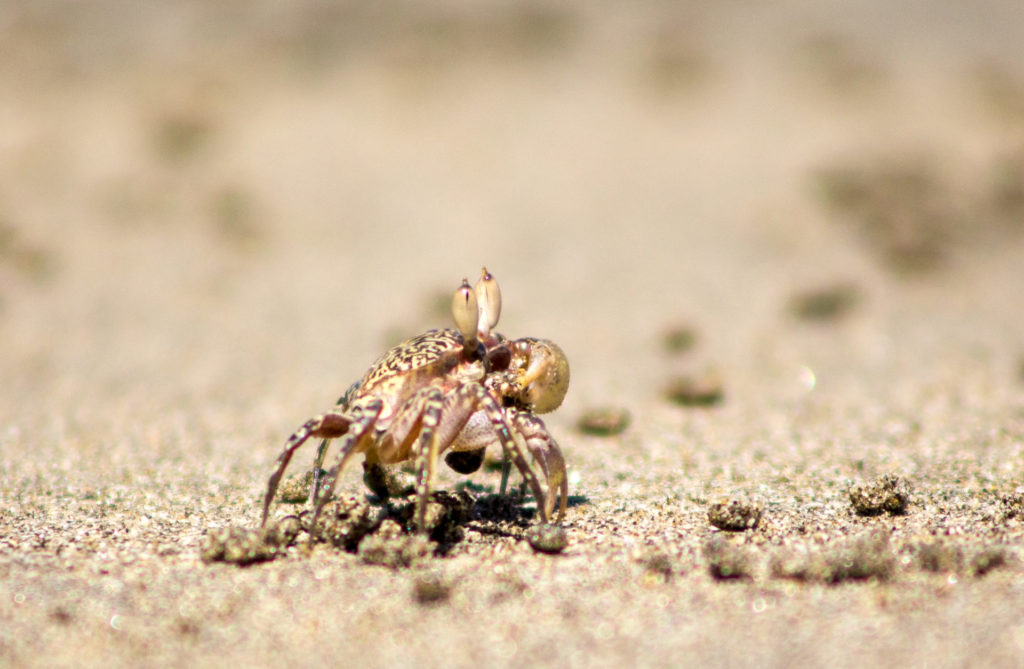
[509,338,570,414]
[515,414,568,521]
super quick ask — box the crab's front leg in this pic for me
[510,412,568,521]
[439,384,551,524]
[374,383,551,532]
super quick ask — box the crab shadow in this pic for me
[455,480,590,508]
[462,489,589,541]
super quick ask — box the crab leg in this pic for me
[369,386,465,533]
[410,389,446,533]
[498,457,513,496]
[310,438,330,506]
[458,384,550,524]
[309,389,363,501]
[513,412,568,521]
[389,383,552,532]
[307,399,383,536]
[261,408,359,526]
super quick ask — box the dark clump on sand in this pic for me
[849,473,911,516]
[304,495,388,550]
[637,548,681,582]
[1001,491,1024,521]
[815,158,958,273]
[815,150,1024,274]
[707,497,762,531]
[201,517,303,566]
[969,546,1010,576]
[211,487,552,566]
[411,570,453,605]
[771,530,896,584]
[358,520,436,569]
[660,324,699,354]
[705,536,755,581]
[663,369,725,407]
[576,406,632,436]
[527,523,569,554]
[788,282,860,321]
[912,536,964,573]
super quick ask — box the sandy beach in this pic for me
[3,1,1024,666]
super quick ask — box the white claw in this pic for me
[452,278,479,349]
[474,267,502,338]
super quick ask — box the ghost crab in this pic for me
[261,268,570,537]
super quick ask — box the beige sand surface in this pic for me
[3,1,1024,666]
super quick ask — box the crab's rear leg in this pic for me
[262,410,357,526]
[309,438,330,506]
[310,391,356,505]
[360,387,460,533]
[409,389,446,533]
[307,400,383,537]
[498,456,513,496]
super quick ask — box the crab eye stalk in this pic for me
[452,278,479,351]
[474,267,502,339]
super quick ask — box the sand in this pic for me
[3,1,1024,667]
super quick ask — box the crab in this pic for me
[261,268,570,536]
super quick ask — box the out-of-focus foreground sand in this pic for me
[3,1,1024,667]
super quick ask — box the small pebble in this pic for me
[1000,490,1024,521]
[200,521,298,566]
[849,473,910,516]
[661,325,698,354]
[358,522,435,569]
[412,571,452,605]
[306,495,384,549]
[528,524,568,554]
[664,370,724,407]
[576,407,631,436]
[708,497,762,531]
[788,282,859,321]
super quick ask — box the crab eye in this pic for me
[485,343,512,371]
[474,267,502,338]
[452,278,479,348]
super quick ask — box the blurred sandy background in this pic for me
[3,1,1024,667]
